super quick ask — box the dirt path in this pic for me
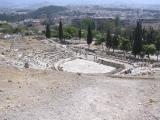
[0,65,160,120]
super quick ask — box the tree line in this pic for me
[45,18,160,61]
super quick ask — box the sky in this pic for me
[2,0,160,4]
[1,0,160,7]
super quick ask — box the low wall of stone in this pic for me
[97,59,124,69]
[97,58,126,75]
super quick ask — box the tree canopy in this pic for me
[132,20,143,57]
[59,20,63,42]
[87,25,93,46]
[45,24,51,38]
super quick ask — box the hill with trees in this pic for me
[29,5,67,18]
[0,5,68,22]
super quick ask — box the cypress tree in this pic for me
[155,36,160,61]
[105,29,112,50]
[87,25,93,48]
[112,35,119,52]
[132,20,143,57]
[59,20,63,42]
[78,28,82,40]
[147,27,156,44]
[45,24,51,38]
[115,16,120,28]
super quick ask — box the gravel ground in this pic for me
[0,65,160,120]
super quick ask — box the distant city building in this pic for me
[32,19,41,26]
[23,19,41,26]
[142,19,160,30]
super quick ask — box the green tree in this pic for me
[105,29,112,50]
[95,33,105,45]
[120,37,131,56]
[78,28,82,40]
[64,25,77,38]
[64,32,72,39]
[13,25,28,34]
[45,24,51,38]
[81,18,95,30]
[59,20,63,42]
[142,28,148,44]
[155,35,160,61]
[0,23,14,33]
[81,29,87,38]
[112,35,119,52]
[115,16,120,28]
[146,27,156,44]
[96,20,116,33]
[132,20,143,57]
[143,44,156,59]
[87,25,93,48]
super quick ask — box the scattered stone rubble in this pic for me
[0,38,75,70]
[120,62,158,76]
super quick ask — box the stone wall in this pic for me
[97,58,125,75]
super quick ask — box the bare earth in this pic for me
[0,37,160,120]
[0,65,159,120]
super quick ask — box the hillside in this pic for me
[29,5,68,18]
[0,5,68,22]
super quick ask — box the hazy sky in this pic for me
[23,0,160,4]
[2,0,160,6]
